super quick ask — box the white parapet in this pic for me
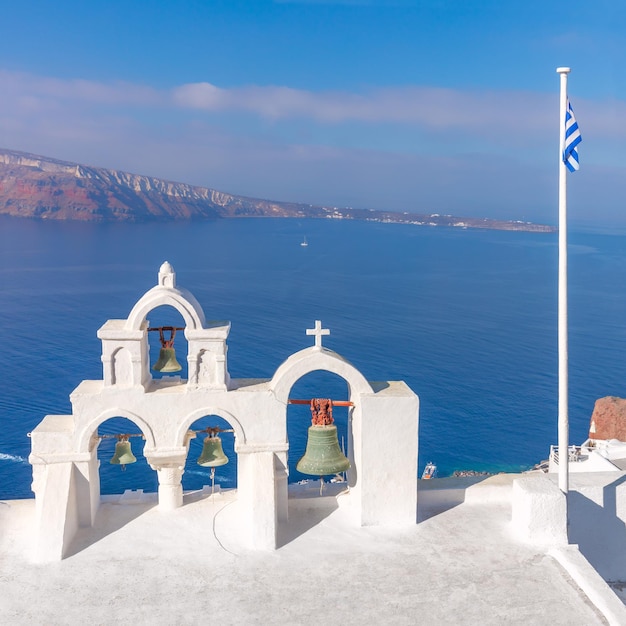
[511,474,568,546]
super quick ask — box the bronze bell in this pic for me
[152,326,183,372]
[197,436,229,467]
[153,347,182,372]
[110,439,137,467]
[296,425,350,476]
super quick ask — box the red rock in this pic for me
[589,396,626,441]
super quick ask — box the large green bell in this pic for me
[296,425,350,476]
[110,440,137,466]
[153,347,182,372]
[197,436,229,467]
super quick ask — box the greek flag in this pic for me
[563,98,581,172]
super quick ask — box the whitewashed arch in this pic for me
[176,407,247,447]
[270,347,373,404]
[76,408,157,453]
[125,286,206,331]
[122,262,207,331]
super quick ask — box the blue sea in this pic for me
[1,215,625,499]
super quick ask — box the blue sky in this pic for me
[1,0,625,225]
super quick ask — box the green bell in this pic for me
[153,347,182,372]
[197,436,229,467]
[110,440,137,466]
[296,425,350,476]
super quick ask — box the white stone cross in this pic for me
[306,320,330,349]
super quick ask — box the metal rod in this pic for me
[100,426,233,441]
[147,326,185,332]
[288,399,354,406]
[193,426,234,436]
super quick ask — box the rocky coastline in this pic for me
[0,148,555,232]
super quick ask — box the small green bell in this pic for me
[197,436,229,467]
[153,347,182,372]
[296,425,350,476]
[110,439,137,467]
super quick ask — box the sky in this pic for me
[1,0,625,226]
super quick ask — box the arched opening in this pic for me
[111,347,132,386]
[287,370,350,484]
[146,305,188,380]
[96,416,156,495]
[182,414,238,493]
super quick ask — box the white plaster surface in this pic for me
[567,471,626,582]
[0,476,621,625]
[550,546,626,626]
[511,474,568,545]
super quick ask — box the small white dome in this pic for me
[159,261,174,275]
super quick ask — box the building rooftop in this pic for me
[2,474,625,625]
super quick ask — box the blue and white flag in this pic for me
[563,98,581,172]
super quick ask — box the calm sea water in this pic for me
[1,216,625,499]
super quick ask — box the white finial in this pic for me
[306,320,330,349]
[158,261,176,288]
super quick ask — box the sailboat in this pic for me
[300,236,308,247]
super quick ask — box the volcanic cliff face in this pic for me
[0,149,311,221]
[0,148,555,231]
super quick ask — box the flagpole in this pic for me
[557,66,570,495]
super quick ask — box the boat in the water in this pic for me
[421,462,437,479]
[300,236,308,247]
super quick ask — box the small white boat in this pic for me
[421,462,437,479]
[300,236,308,247]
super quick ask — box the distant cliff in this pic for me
[0,148,554,232]
[0,149,313,221]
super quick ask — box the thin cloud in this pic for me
[0,68,625,224]
[3,69,625,144]
[0,70,162,107]
[171,81,551,130]
[171,81,626,147]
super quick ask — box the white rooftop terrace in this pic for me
[2,474,626,625]
[549,439,626,473]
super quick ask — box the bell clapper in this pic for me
[319,477,325,496]
[210,467,216,498]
